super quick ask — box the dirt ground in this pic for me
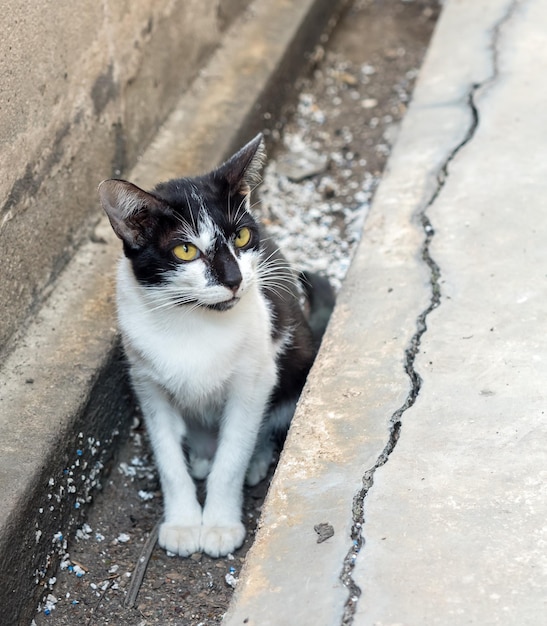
[33,1,439,624]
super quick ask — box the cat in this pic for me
[99,133,334,558]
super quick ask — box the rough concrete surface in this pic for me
[0,0,345,623]
[224,0,547,625]
[0,218,134,626]
[0,0,248,356]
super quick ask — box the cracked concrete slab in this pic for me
[223,0,546,624]
[354,0,547,624]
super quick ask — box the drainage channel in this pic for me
[32,1,439,623]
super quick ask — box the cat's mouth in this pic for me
[205,297,240,312]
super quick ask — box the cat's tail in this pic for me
[299,270,336,350]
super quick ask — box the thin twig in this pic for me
[123,521,160,609]
[86,580,112,625]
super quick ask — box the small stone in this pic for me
[225,573,238,588]
[336,71,358,86]
[362,98,378,109]
[276,150,328,182]
[314,522,335,543]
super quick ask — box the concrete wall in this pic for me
[0,0,249,356]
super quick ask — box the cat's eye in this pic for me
[234,227,251,249]
[172,243,199,262]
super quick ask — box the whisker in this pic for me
[258,275,298,290]
[258,256,296,271]
[249,198,262,212]
[142,283,198,312]
[233,195,249,226]
[146,296,195,312]
[257,270,297,286]
[258,243,286,265]
[249,180,262,195]
[227,191,233,223]
[259,281,295,301]
[258,259,299,282]
[183,189,199,236]
[257,259,297,275]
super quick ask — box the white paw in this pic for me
[246,450,273,486]
[158,523,201,557]
[200,523,246,558]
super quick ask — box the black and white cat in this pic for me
[99,134,333,558]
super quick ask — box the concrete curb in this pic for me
[0,0,346,622]
[223,0,547,624]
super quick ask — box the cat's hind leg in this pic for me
[245,426,277,487]
[188,453,213,480]
[186,427,217,480]
[245,441,274,487]
[246,399,295,486]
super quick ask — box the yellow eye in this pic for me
[173,243,199,262]
[234,226,251,248]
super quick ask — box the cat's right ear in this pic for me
[215,133,266,196]
[98,179,166,250]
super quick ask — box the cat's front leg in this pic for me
[133,376,202,556]
[200,367,276,557]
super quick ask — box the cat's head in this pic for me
[99,134,266,312]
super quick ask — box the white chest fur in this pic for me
[116,257,276,415]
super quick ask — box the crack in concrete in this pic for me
[338,2,519,623]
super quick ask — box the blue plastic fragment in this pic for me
[76,449,83,456]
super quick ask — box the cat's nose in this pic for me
[213,244,242,294]
[220,264,242,295]
[226,277,242,295]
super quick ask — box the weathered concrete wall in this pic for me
[0,0,249,356]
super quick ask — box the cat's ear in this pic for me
[98,179,167,249]
[215,133,266,196]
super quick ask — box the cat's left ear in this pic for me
[98,179,168,250]
[215,133,266,196]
